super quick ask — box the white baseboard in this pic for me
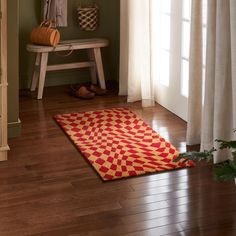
[0,146,9,161]
[8,118,21,138]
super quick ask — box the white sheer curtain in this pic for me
[186,0,203,145]
[188,0,236,163]
[119,0,154,107]
[119,0,193,120]
[120,0,236,163]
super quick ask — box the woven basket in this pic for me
[77,6,99,31]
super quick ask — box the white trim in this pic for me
[0,0,8,161]
[8,119,21,127]
[0,145,10,152]
[0,150,8,161]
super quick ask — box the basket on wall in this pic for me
[77,5,99,31]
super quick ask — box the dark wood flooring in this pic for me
[1,85,236,236]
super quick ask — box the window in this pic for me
[181,0,191,97]
[152,0,171,87]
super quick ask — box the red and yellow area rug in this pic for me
[55,108,192,181]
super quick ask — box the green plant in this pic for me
[174,130,236,181]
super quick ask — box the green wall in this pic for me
[19,0,120,89]
[7,0,120,137]
[8,0,21,138]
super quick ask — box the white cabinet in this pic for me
[0,0,9,161]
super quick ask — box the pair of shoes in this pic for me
[88,84,107,96]
[70,86,95,99]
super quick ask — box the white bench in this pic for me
[27,38,109,99]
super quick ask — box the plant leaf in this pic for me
[232,151,236,159]
[215,139,236,149]
[214,163,236,181]
[229,158,236,170]
[173,148,215,163]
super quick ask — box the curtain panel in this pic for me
[188,0,236,163]
[119,0,155,107]
[119,0,192,119]
[120,0,236,163]
[186,0,203,145]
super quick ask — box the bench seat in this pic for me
[27,38,109,99]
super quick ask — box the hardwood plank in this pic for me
[0,85,235,236]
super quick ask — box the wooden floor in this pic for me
[1,86,236,236]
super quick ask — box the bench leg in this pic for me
[93,48,106,89]
[88,49,97,85]
[31,53,41,91]
[37,52,48,100]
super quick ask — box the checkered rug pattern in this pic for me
[55,108,192,181]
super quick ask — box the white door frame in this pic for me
[0,0,9,161]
